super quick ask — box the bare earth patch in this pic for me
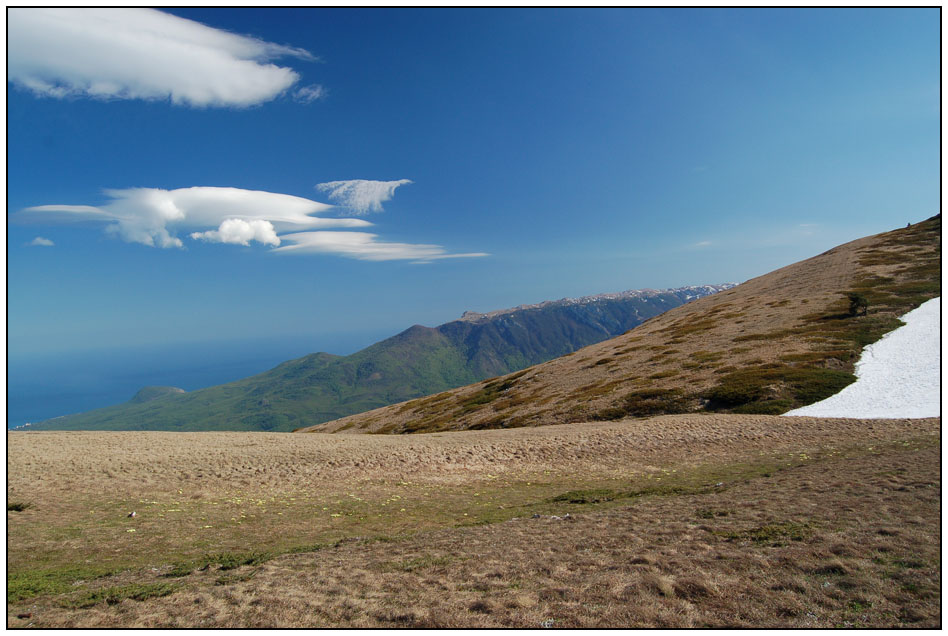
[7,415,939,628]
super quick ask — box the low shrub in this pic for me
[457,375,524,412]
[717,521,812,546]
[731,399,794,415]
[704,366,855,413]
[592,388,690,420]
[8,566,117,602]
[166,550,274,578]
[60,582,178,609]
[550,488,618,504]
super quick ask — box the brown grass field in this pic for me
[7,415,940,628]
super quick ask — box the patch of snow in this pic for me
[784,297,940,419]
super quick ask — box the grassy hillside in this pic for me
[29,288,723,431]
[128,386,186,404]
[307,215,939,434]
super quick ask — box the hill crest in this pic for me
[304,216,940,434]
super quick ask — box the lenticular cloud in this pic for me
[21,187,368,249]
[8,8,314,107]
[19,185,488,262]
[273,231,488,262]
[316,179,413,215]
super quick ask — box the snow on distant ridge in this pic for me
[459,284,737,323]
[784,297,940,419]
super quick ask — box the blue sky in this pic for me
[8,7,940,361]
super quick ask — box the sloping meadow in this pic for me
[307,215,940,434]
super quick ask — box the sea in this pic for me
[7,330,390,429]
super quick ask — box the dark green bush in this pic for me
[848,293,869,316]
[592,388,689,420]
[704,366,855,413]
[61,582,178,609]
[550,488,618,504]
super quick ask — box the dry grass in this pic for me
[7,416,940,627]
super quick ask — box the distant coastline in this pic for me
[7,331,389,429]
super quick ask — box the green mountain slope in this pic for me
[128,386,186,404]
[29,286,731,431]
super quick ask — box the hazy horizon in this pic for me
[8,328,399,428]
[8,279,735,427]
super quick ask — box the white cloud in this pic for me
[21,205,107,218]
[20,185,488,263]
[695,240,712,247]
[316,179,412,215]
[191,218,280,246]
[20,186,370,249]
[28,236,55,247]
[294,84,327,103]
[8,8,316,107]
[273,231,489,262]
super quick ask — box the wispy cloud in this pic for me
[28,236,55,247]
[294,84,327,103]
[798,223,819,236]
[20,187,368,249]
[19,185,487,262]
[273,231,489,262]
[316,179,412,215]
[694,240,712,247]
[8,8,316,107]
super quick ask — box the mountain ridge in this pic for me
[28,284,732,431]
[458,285,736,323]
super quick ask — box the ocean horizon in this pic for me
[7,330,391,429]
